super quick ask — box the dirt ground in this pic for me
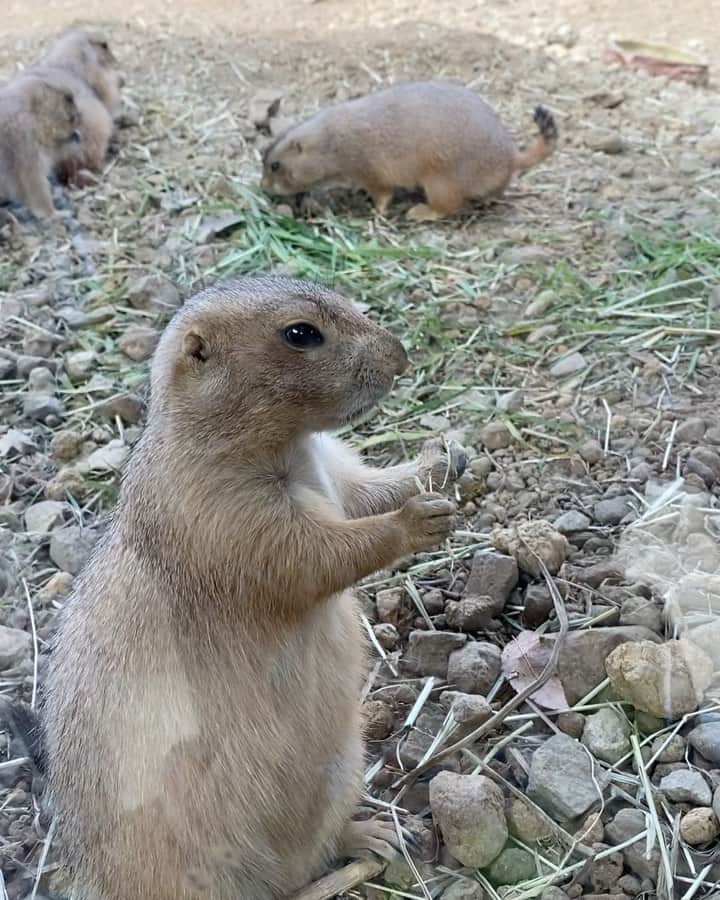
[1,0,719,898]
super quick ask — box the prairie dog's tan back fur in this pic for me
[262,80,557,221]
[0,76,80,219]
[40,29,122,118]
[44,277,463,899]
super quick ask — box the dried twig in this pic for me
[290,859,385,900]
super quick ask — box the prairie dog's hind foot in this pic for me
[405,203,444,222]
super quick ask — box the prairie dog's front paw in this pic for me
[397,492,456,552]
[418,438,467,490]
[340,817,408,864]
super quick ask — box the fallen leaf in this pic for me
[501,630,568,710]
[195,212,245,244]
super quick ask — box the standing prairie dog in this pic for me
[262,80,558,221]
[0,76,80,219]
[43,277,465,900]
[39,29,122,119]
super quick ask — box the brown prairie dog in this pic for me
[21,66,112,183]
[0,76,80,219]
[43,276,465,900]
[39,29,122,119]
[262,80,558,221]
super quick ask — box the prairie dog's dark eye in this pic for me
[284,323,324,349]
[270,161,280,173]
[101,41,109,50]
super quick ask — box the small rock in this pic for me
[0,428,37,458]
[65,350,97,380]
[501,246,553,266]
[492,520,569,576]
[680,807,719,845]
[522,583,553,628]
[496,389,524,412]
[0,625,31,669]
[714,785,720,823]
[118,325,158,362]
[558,711,586,739]
[56,305,88,328]
[99,394,144,425]
[463,551,518,617]
[24,501,68,534]
[688,723,720,763]
[373,623,398,650]
[687,446,720,486]
[593,496,632,526]
[23,394,64,422]
[127,274,181,312]
[49,526,97,574]
[527,733,609,821]
[629,461,651,483]
[46,470,87,502]
[578,439,603,464]
[649,734,685,763]
[82,306,116,327]
[363,700,394,742]
[79,440,129,473]
[605,809,660,881]
[616,875,642,896]
[447,641,501,694]
[375,587,404,624]
[506,797,553,842]
[581,707,631,764]
[659,769,712,806]
[442,692,492,728]
[442,878,485,899]
[541,890,570,900]
[606,639,713,719]
[553,510,591,534]
[400,708,445,767]
[585,131,625,154]
[479,422,511,450]
[446,597,496,631]
[676,418,706,442]
[525,291,554,317]
[584,89,625,108]
[50,429,84,461]
[28,366,56,392]
[36,572,74,601]
[422,588,445,615]
[488,847,535,885]
[402,631,467,678]
[585,844,624,892]
[550,352,587,377]
[619,596,663,633]
[559,626,662,705]
[429,772,507,867]
[17,354,56,378]
[577,812,604,844]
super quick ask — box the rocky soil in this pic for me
[0,8,719,900]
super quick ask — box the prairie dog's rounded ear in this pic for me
[182,331,210,362]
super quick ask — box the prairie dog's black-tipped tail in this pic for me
[513,105,558,173]
[0,697,46,773]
